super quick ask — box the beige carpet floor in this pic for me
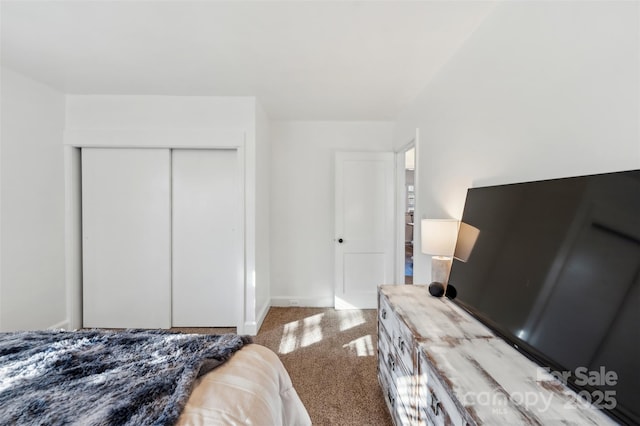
[175,307,392,425]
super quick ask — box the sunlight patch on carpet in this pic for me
[342,334,374,357]
[338,310,365,331]
[301,313,324,348]
[278,313,325,354]
[278,319,300,354]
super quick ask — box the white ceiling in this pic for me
[1,1,496,120]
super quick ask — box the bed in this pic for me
[0,329,311,426]
[177,343,310,425]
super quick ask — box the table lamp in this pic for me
[421,219,459,293]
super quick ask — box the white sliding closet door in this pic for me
[172,149,241,327]
[82,148,171,328]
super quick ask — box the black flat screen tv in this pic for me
[448,169,640,425]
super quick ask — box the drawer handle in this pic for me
[387,353,395,371]
[398,337,405,354]
[381,309,387,320]
[388,390,395,408]
[430,390,441,416]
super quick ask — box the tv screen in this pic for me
[449,169,640,425]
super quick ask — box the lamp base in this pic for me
[431,256,453,293]
[427,281,458,299]
[428,282,445,297]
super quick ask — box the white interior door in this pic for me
[172,149,240,327]
[82,148,171,328]
[335,152,395,309]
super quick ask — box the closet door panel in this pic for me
[172,149,240,327]
[82,148,171,328]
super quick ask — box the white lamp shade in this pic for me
[454,222,480,262]
[421,219,459,256]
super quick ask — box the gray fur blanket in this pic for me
[0,329,252,425]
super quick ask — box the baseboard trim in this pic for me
[256,301,270,332]
[48,319,70,330]
[270,296,334,308]
[243,321,258,336]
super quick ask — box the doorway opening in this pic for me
[395,135,418,285]
[403,148,415,284]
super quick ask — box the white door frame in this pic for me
[395,129,420,284]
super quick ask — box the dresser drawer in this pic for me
[379,328,417,424]
[387,349,413,406]
[419,349,472,426]
[379,353,411,425]
[425,371,460,425]
[378,293,395,335]
[379,292,415,375]
[378,327,395,391]
[394,322,415,375]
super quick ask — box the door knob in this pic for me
[337,238,344,244]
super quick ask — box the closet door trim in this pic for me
[65,127,248,332]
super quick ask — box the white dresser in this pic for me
[377,285,616,425]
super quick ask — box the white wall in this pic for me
[0,67,66,331]
[394,1,640,284]
[65,95,255,129]
[270,121,395,306]
[64,95,266,334]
